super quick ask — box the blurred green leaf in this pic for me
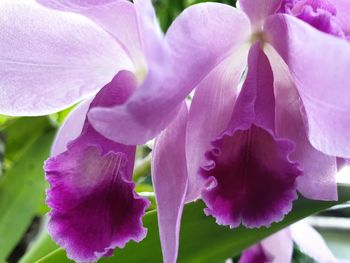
[292,244,315,263]
[154,0,238,31]
[0,117,55,261]
[133,154,151,182]
[135,184,153,193]
[49,105,76,127]
[155,0,184,31]
[0,115,12,127]
[0,117,51,162]
[184,0,237,7]
[19,228,57,263]
[36,185,350,263]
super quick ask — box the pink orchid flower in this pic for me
[0,0,206,261]
[152,1,350,262]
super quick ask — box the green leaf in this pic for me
[133,154,151,182]
[49,105,76,127]
[19,229,57,263]
[1,117,52,162]
[36,185,350,263]
[0,115,13,127]
[0,117,55,261]
[184,0,237,7]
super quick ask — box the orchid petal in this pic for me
[165,2,250,96]
[239,0,282,29]
[332,0,350,35]
[337,158,350,171]
[51,99,92,156]
[88,0,170,145]
[265,14,350,158]
[89,2,251,145]
[186,45,249,202]
[239,244,272,263]
[152,103,188,263]
[240,228,293,263]
[134,0,166,72]
[37,0,146,71]
[36,0,116,8]
[261,228,293,263]
[46,71,149,262]
[265,44,338,201]
[291,222,341,262]
[201,43,301,228]
[52,70,137,156]
[0,0,131,116]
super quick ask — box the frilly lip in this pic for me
[292,0,337,15]
[200,124,302,229]
[45,143,149,262]
[279,0,336,14]
[279,0,346,38]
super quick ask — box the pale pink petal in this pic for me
[0,0,131,116]
[165,2,250,96]
[185,45,249,202]
[88,0,170,145]
[240,228,292,263]
[265,14,350,158]
[89,2,251,145]
[152,103,188,263]
[134,0,166,72]
[337,158,349,171]
[265,44,338,201]
[37,0,146,71]
[239,0,282,29]
[332,0,350,35]
[291,222,343,262]
[53,71,136,156]
[36,0,115,8]
[261,228,293,263]
[51,99,93,156]
[239,244,273,263]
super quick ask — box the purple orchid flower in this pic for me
[0,0,197,261]
[0,0,239,261]
[152,0,350,262]
[45,72,150,262]
[240,221,348,263]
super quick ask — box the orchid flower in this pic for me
[0,1,271,260]
[152,0,350,262]
[0,0,196,261]
[240,221,348,263]
[44,72,151,262]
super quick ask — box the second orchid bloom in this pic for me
[154,0,350,262]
